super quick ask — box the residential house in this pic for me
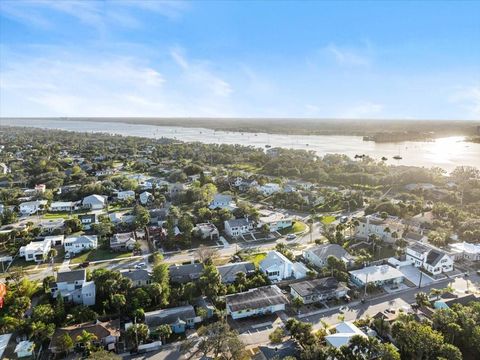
[253,340,300,360]
[79,213,97,230]
[259,251,308,282]
[403,232,428,243]
[82,194,106,210]
[257,183,281,196]
[226,285,288,320]
[168,183,186,198]
[169,263,205,284]
[354,214,404,243]
[64,235,98,255]
[120,269,152,287]
[50,201,79,212]
[349,265,404,287]
[19,238,52,263]
[325,322,367,348]
[303,244,354,268]
[224,218,255,238]
[19,200,48,215]
[290,277,349,304]
[406,242,454,275]
[38,219,65,233]
[49,320,119,354]
[50,269,96,306]
[257,209,293,232]
[139,191,154,205]
[116,190,135,200]
[209,194,237,211]
[35,184,46,193]
[434,294,478,310]
[110,232,136,251]
[109,212,135,224]
[449,242,480,262]
[145,305,198,334]
[45,235,64,246]
[217,262,256,284]
[193,223,219,241]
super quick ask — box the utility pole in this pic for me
[418,269,423,288]
[134,316,139,349]
[363,272,369,299]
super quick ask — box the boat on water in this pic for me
[265,145,271,148]
[381,156,388,161]
[393,155,402,160]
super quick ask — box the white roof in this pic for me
[65,235,97,244]
[50,201,75,207]
[258,209,291,223]
[24,238,50,252]
[349,265,403,283]
[83,194,106,204]
[14,340,34,354]
[0,334,12,359]
[20,200,47,207]
[260,251,292,270]
[325,322,366,348]
[45,235,64,242]
[450,242,480,254]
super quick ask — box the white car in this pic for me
[339,306,348,313]
[286,234,297,240]
[134,262,146,269]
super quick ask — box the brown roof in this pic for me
[49,320,119,352]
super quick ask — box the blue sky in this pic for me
[0,0,479,119]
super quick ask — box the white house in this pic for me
[406,242,454,275]
[303,244,354,268]
[354,214,404,243]
[259,251,308,282]
[19,238,52,263]
[45,235,64,246]
[257,209,293,232]
[325,322,367,348]
[82,194,106,210]
[110,232,136,251]
[64,235,98,255]
[19,200,48,215]
[349,265,404,287]
[225,285,288,320]
[50,269,96,306]
[194,223,220,241]
[50,201,79,212]
[256,183,281,196]
[35,184,46,193]
[209,193,237,211]
[224,218,255,237]
[449,242,480,262]
[117,190,135,200]
[78,214,96,230]
[139,191,154,205]
[168,183,186,197]
[0,163,10,175]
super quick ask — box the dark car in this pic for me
[80,261,90,268]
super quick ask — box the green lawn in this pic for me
[70,249,133,264]
[43,212,71,220]
[279,221,307,235]
[240,252,267,267]
[320,215,336,225]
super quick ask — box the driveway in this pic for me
[398,265,435,286]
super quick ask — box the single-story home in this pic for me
[116,190,135,200]
[193,223,219,241]
[64,235,98,254]
[303,244,354,268]
[139,191,154,205]
[217,262,256,284]
[225,285,288,320]
[50,201,79,212]
[449,242,480,262]
[120,269,152,287]
[434,294,478,310]
[325,322,366,348]
[19,200,48,215]
[82,194,106,210]
[145,305,198,334]
[290,277,349,304]
[349,265,404,287]
[169,263,205,284]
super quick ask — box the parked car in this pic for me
[80,261,90,268]
[340,216,348,223]
[339,306,348,313]
[134,262,146,269]
[286,234,297,240]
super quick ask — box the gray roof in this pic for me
[169,263,205,284]
[290,277,349,297]
[57,269,86,283]
[111,232,135,245]
[120,269,151,282]
[404,232,424,241]
[410,243,430,253]
[217,262,255,283]
[443,294,478,307]
[310,244,351,261]
[226,218,252,227]
[426,249,445,266]
[145,305,196,327]
[226,285,288,312]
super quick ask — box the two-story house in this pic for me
[354,214,404,243]
[259,251,308,282]
[257,210,293,232]
[19,200,48,215]
[19,238,52,263]
[209,194,237,211]
[78,214,97,230]
[406,242,454,275]
[224,218,255,238]
[64,235,98,255]
[50,269,96,306]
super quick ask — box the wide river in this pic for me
[1,118,479,172]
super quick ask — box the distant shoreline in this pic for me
[2,117,479,140]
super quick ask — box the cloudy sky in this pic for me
[0,0,479,119]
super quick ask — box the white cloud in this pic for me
[324,44,371,66]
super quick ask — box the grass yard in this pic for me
[43,212,71,220]
[279,221,307,235]
[70,249,133,264]
[240,252,267,267]
[320,215,336,225]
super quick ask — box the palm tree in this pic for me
[156,324,172,344]
[429,288,442,300]
[415,291,430,307]
[76,330,98,354]
[48,248,58,265]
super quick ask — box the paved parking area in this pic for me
[398,265,435,286]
